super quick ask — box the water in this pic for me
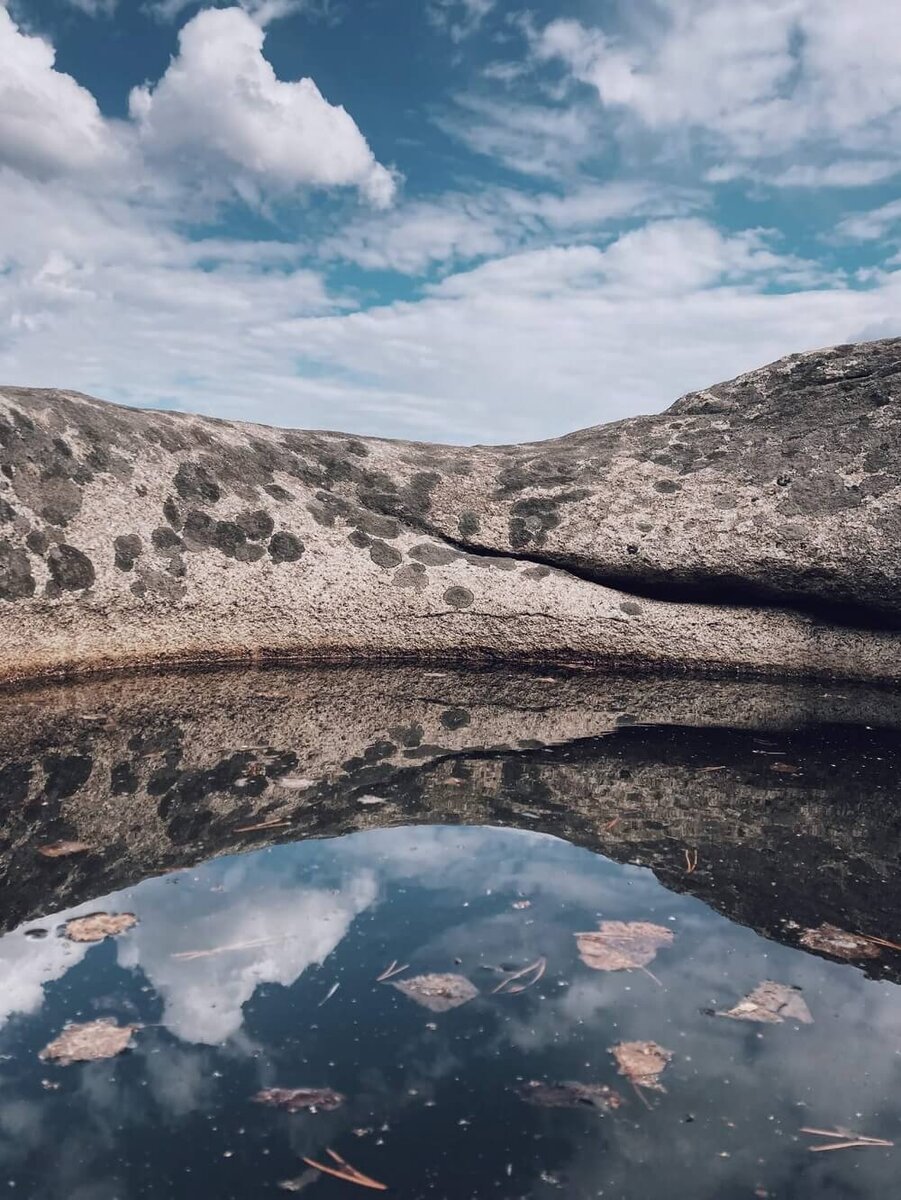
[0,666,898,1198]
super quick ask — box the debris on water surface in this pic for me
[575,921,673,977]
[517,1080,624,1111]
[802,1126,894,1152]
[684,849,698,874]
[391,972,478,1012]
[376,960,408,982]
[319,982,340,1006]
[511,900,531,910]
[232,817,291,834]
[799,924,882,960]
[302,1148,387,1191]
[769,762,800,774]
[716,981,813,1024]
[278,1168,320,1193]
[492,956,546,994]
[63,912,138,943]
[253,1087,345,1113]
[36,841,91,859]
[610,1040,672,1093]
[40,1019,137,1065]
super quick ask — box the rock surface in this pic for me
[1,664,899,979]
[1,338,900,682]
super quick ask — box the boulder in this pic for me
[1,338,900,683]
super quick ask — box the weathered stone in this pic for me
[1,340,901,683]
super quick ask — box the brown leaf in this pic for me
[253,1087,345,1113]
[63,912,138,943]
[391,972,478,1012]
[575,921,673,973]
[799,924,882,961]
[36,841,91,860]
[770,762,799,774]
[517,1080,624,1111]
[40,1019,136,1065]
[610,1040,672,1092]
[716,980,813,1024]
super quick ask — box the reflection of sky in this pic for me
[0,826,897,1199]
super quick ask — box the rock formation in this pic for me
[1,338,900,682]
[1,664,898,978]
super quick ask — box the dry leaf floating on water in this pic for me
[610,1040,672,1093]
[391,972,478,1012]
[716,980,813,1024]
[302,1149,387,1191]
[40,1019,137,1065]
[575,921,673,974]
[253,1087,345,1113]
[63,912,138,943]
[517,1080,625,1111]
[799,924,882,961]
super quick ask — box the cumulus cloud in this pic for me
[129,6,397,206]
[0,8,120,178]
[534,0,901,179]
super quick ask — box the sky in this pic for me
[1,0,900,442]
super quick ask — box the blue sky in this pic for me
[1,0,900,441]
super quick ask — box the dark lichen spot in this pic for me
[409,542,460,566]
[0,539,36,602]
[521,565,551,580]
[26,529,48,555]
[269,531,304,563]
[237,510,275,541]
[114,534,142,571]
[0,761,31,804]
[152,526,183,551]
[0,499,14,522]
[393,563,427,588]
[440,707,471,730]
[654,479,681,495]
[211,521,247,558]
[182,510,215,549]
[356,511,400,540]
[347,530,370,549]
[444,585,474,609]
[42,753,92,800]
[344,439,370,458]
[110,762,138,795]
[46,543,94,591]
[620,600,642,616]
[265,484,294,502]
[174,461,221,504]
[369,539,403,569]
[163,497,182,529]
[458,510,480,538]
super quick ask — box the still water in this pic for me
[0,666,898,1198]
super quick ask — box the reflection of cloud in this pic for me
[117,871,377,1045]
[0,928,89,1029]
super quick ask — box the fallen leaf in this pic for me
[391,972,478,1012]
[610,1040,672,1092]
[36,841,91,859]
[575,921,673,976]
[253,1087,345,1113]
[770,762,799,774]
[233,818,290,834]
[517,1080,624,1111]
[63,912,137,943]
[801,1126,894,1152]
[716,980,813,1024]
[492,957,546,995]
[799,924,882,961]
[40,1019,136,1065]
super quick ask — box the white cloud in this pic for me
[428,0,494,43]
[836,198,901,242]
[116,870,377,1044]
[534,0,901,178]
[129,7,396,207]
[708,160,901,189]
[436,93,607,178]
[321,181,689,274]
[63,0,118,15]
[0,8,120,178]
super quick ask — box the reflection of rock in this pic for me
[0,665,898,980]
[3,339,901,683]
